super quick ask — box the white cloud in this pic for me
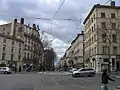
[52,38,70,58]
[0,0,120,64]
[0,20,8,25]
[39,31,70,60]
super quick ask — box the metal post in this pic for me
[83,31,85,68]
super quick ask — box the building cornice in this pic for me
[0,33,24,43]
[83,4,120,24]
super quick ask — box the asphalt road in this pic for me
[0,72,119,90]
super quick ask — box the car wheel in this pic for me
[4,71,8,74]
[76,73,80,77]
[8,72,11,74]
[72,74,75,77]
[91,73,94,77]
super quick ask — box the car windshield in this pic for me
[0,0,120,90]
[2,68,6,70]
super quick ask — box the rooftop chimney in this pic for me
[33,24,36,29]
[20,18,24,24]
[13,19,17,37]
[37,25,40,30]
[81,31,84,35]
[110,1,115,6]
[28,24,30,27]
[14,19,17,23]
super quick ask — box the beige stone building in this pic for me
[0,19,24,68]
[23,23,43,70]
[83,1,120,72]
[0,18,43,70]
[70,32,84,68]
[60,56,65,68]
[61,31,84,69]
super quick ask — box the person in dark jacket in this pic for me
[18,67,21,73]
[101,69,115,90]
[14,67,17,73]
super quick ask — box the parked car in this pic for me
[69,68,77,73]
[72,68,96,77]
[0,67,12,74]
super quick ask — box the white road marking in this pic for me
[51,76,63,90]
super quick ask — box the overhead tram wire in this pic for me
[0,13,51,21]
[49,0,66,41]
[51,0,66,20]
[0,13,82,22]
[104,0,112,5]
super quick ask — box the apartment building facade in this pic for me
[23,23,43,70]
[83,1,120,72]
[70,32,84,68]
[42,48,55,71]
[0,19,24,69]
[0,18,43,70]
[61,31,84,69]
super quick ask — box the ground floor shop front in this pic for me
[85,55,120,72]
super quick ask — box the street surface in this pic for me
[0,72,119,90]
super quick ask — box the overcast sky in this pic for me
[0,0,120,64]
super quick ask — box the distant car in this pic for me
[72,68,96,77]
[0,67,12,74]
[69,68,77,73]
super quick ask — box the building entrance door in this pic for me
[116,62,120,71]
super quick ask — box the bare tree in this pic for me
[40,30,52,49]
[97,18,120,71]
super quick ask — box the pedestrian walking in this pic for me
[15,67,17,73]
[18,67,21,73]
[101,69,115,90]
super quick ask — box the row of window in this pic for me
[101,12,115,18]
[89,47,97,56]
[102,46,117,54]
[88,46,118,56]
[85,14,96,29]
[1,53,21,61]
[85,21,116,40]
[24,44,39,52]
[101,22,116,29]
[3,39,21,47]
[85,33,117,48]
[24,27,39,37]
[24,37,38,45]
[85,24,96,39]
[85,35,97,48]
[2,44,21,54]
[85,12,116,29]
[0,28,10,35]
[24,52,38,59]
[102,34,117,42]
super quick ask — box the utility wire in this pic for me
[0,13,51,20]
[51,0,66,20]
[0,13,82,22]
[104,0,112,5]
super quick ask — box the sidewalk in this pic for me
[96,71,120,79]
[110,71,120,79]
[13,71,37,74]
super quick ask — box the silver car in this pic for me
[69,68,77,73]
[0,67,12,74]
[72,68,96,77]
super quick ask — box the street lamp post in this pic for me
[82,31,85,68]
